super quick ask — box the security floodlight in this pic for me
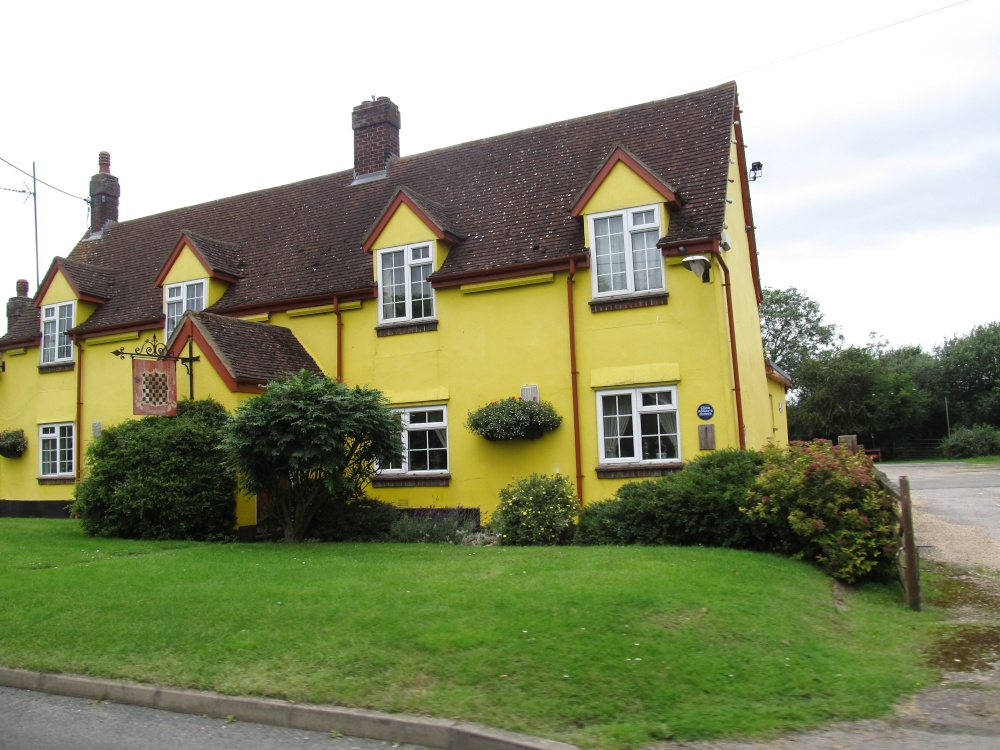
[681,255,711,282]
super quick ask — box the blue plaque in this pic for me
[697,403,714,421]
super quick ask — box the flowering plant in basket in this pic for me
[466,397,562,441]
[0,429,27,458]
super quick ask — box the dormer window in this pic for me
[377,243,435,324]
[165,279,206,338]
[41,302,74,364]
[589,204,663,297]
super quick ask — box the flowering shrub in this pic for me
[466,397,562,441]
[490,473,578,545]
[0,429,27,458]
[743,441,898,583]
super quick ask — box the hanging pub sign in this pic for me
[133,358,178,416]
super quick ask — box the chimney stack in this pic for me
[6,279,31,333]
[89,151,120,235]
[352,97,400,181]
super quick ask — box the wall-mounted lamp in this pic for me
[748,162,763,181]
[681,255,711,283]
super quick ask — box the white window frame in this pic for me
[164,279,207,338]
[381,405,449,474]
[596,385,680,464]
[588,204,664,298]
[376,243,436,324]
[39,422,75,477]
[40,301,75,364]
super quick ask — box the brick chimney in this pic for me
[6,279,31,333]
[89,151,120,234]
[352,97,400,181]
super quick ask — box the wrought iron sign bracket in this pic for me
[111,334,200,400]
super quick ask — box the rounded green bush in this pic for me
[490,473,577,545]
[941,425,1000,458]
[71,399,236,540]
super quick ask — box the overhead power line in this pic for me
[0,155,89,203]
[696,0,972,88]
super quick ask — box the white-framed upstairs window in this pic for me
[589,204,664,297]
[597,385,680,464]
[40,301,75,364]
[381,405,449,474]
[39,422,74,477]
[164,279,206,338]
[377,243,435,324]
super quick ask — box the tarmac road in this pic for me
[0,685,416,750]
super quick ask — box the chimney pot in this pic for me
[16,279,29,297]
[6,280,33,333]
[99,151,111,174]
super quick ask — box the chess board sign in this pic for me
[133,359,178,416]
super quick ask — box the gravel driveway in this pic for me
[659,461,1000,750]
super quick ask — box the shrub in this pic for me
[490,473,578,545]
[466,398,562,441]
[744,441,898,583]
[575,450,766,548]
[0,429,27,458]
[389,508,480,543]
[941,425,1000,458]
[71,400,235,540]
[221,371,402,542]
[305,496,399,542]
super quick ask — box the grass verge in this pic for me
[0,520,941,748]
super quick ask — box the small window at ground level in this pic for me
[381,406,448,474]
[597,386,679,463]
[39,423,74,477]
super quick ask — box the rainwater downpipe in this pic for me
[566,258,584,504]
[333,296,343,382]
[75,339,84,480]
[711,241,746,449]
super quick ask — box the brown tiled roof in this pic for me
[1,83,737,346]
[179,231,243,280]
[186,312,321,385]
[58,258,115,301]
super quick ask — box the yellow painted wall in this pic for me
[580,162,670,246]
[767,379,790,446]
[2,154,783,524]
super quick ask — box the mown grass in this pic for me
[0,520,941,748]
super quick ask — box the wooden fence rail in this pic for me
[874,469,921,610]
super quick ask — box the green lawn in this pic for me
[0,520,941,748]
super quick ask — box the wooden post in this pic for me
[899,476,921,611]
[838,434,858,454]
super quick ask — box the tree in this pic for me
[759,287,841,378]
[221,371,403,542]
[788,347,879,440]
[936,322,1000,428]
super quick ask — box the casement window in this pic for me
[39,423,74,477]
[382,406,448,473]
[597,386,680,463]
[164,279,206,338]
[40,302,75,364]
[377,243,435,324]
[589,204,664,297]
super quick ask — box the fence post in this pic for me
[899,476,921,611]
[838,435,858,454]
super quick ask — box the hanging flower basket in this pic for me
[466,397,562,441]
[0,429,27,458]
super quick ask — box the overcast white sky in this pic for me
[2,0,997,352]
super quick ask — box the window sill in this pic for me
[38,362,75,374]
[589,292,668,313]
[376,320,438,337]
[595,462,682,479]
[38,476,75,485]
[372,473,451,488]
